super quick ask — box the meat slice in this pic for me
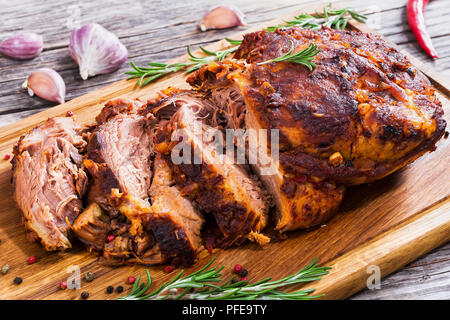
[12,117,88,250]
[80,99,162,265]
[186,27,445,231]
[149,89,270,247]
[149,154,204,265]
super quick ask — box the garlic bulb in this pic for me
[22,68,66,104]
[0,33,43,60]
[199,5,246,31]
[69,23,128,80]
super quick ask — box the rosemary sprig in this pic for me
[257,41,320,71]
[266,4,367,32]
[117,258,330,300]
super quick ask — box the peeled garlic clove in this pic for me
[199,5,246,31]
[22,68,66,104]
[69,23,128,80]
[0,33,43,60]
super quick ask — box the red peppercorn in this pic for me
[27,256,36,264]
[233,264,242,274]
[240,277,248,282]
[164,265,175,273]
[3,154,11,161]
[107,235,115,242]
[66,111,74,117]
[60,281,67,290]
[127,276,136,284]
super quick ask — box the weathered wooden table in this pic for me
[0,0,449,299]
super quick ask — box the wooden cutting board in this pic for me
[0,4,449,300]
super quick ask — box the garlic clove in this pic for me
[69,23,128,80]
[199,5,246,31]
[22,68,66,104]
[0,33,43,60]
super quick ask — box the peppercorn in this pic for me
[27,256,36,264]
[85,272,95,282]
[127,276,136,284]
[233,264,242,274]
[240,277,248,282]
[66,111,74,117]
[107,235,115,242]
[3,154,11,161]
[164,265,175,273]
[81,291,89,300]
[59,281,67,290]
[106,285,114,294]
[1,264,10,275]
[239,268,248,278]
[116,285,124,293]
[13,277,22,285]
[231,277,238,284]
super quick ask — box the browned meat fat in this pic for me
[12,117,88,250]
[149,154,204,266]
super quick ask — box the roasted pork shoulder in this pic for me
[11,25,446,265]
[187,27,446,231]
[12,117,88,250]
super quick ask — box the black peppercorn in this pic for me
[116,285,124,293]
[81,291,89,299]
[239,268,248,278]
[106,285,114,294]
[231,277,238,284]
[13,277,22,285]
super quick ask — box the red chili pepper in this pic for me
[407,0,439,59]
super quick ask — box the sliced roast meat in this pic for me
[12,117,88,250]
[82,99,161,265]
[189,65,345,231]
[149,89,270,248]
[149,154,204,266]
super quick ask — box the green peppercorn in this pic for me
[13,277,22,285]
[1,264,10,275]
[81,291,89,299]
[85,272,95,282]
[116,285,124,293]
[106,286,114,294]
